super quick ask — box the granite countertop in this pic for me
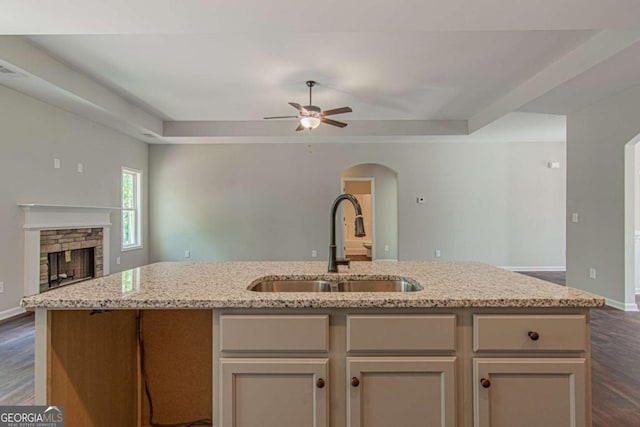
[21,261,605,309]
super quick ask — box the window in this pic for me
[122,167,142,250]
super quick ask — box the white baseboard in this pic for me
[498,266,566,272]
[636,286,640,295]
[605,298,639,312]
[0,306,26,322]
[374,259,398,262]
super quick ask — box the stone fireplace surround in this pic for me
[20,204,118,297]
[40,228,103,292]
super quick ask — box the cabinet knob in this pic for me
[316,378,325,389]
[528,331,540,341]
[351,377,360,387]
[480,378,491,388]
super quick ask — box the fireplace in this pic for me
[47,247,95,289]
[21,204,115,296]
[39,228,103,293]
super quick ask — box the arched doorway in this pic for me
[340,163,398,261]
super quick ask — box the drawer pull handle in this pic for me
[316,378,325,389]
[480,378,491,388]
[351,377,360,387]
[528,331,540,341]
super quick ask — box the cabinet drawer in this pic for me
[220,315,329,352]
[473,315,586,352]
[347,315,456,352]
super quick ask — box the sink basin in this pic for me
[248,280,332,292]
[336,279,421,292]
[248,278,422,292]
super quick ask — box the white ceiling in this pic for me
[522,40,640,114]
[2,0,640,33]
[1,0,640,142]
[27,31,592,121]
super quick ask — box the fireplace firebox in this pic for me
[47,247,95,289]
[38,228,104,293]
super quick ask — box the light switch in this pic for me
[77,163,84,173]
[571,213,579,223]
[54,158,60,169]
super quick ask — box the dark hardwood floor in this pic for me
[590,298,640,426]
[1,272,639,425]
[519,271,640,426]
[519,270,566,285]
[0,313,35,405]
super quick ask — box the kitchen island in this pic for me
[22,261,604,427]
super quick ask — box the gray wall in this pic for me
[342,163,398,260]
[0,85,149,317]
[567,84,640,307]
[149,141,566,267]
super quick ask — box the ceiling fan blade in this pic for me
[289,102,308,113]
[264,115,299,119]
[321,106,352,116]
[295,123,305,131]
[321,117,348,128]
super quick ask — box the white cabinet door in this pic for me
[474,358,587,427]
[220,358,328,427]
[347,357,456,427]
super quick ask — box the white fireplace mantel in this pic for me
[20,203,120,230]
[20,203,119,296]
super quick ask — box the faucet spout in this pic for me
[329,193,366,273]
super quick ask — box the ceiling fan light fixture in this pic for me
[300,116,321,129]
[264,80,351,131]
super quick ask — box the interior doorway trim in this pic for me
[341,177,375,261]
[624,138,640,309]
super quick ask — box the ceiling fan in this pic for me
[264,80,352,131]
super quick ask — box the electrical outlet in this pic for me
[435,249,441,257]
[77,163,84,173]
[116,256,121,265]
[589,268,597,279]
[0,281,4,293]
[384,245,389,252]
[311,250,318,258]
[184,250,191,259]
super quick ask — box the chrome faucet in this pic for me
[328,193,366,272]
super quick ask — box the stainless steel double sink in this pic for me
[248,278,422,292]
